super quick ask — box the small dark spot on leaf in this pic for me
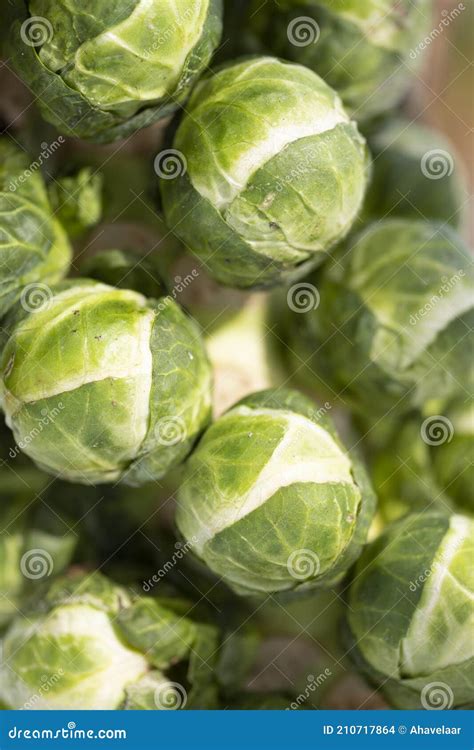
[269,221,279,230]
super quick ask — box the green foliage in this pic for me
[6,0,223,142]
[347,512,474,708]
[48,167,103,237]
[176,388,376,595]
[0,137,71,317]
[362,119,467,228]
[0,571,222,709]
[162,57,369,288]
[243,0,432,120]
[284,220,473,418]
[0,279,211,484]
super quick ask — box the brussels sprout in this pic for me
[176,388,376,596]
[48,167,103,237]
[80,249,166,299]
[346,512,474,709]
[161,57,370,289]
[284,220,473,418]
[430,400,474,514]
[0,137,71,317]
[0,571,222,709]
[0,422,76,629]
[243,0,432,121]
[359,400,473,522]
[0,279,211,485]
[362,119,467,228]
[0,495,76,630]
[6,1,223,143]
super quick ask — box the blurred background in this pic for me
[408,0,473,240]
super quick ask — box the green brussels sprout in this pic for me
[243,0,432,121]
[284,220,473,418]
[362,119,467,228]
[6,0,223,143]
[48,167,103,238]
[0,137,72,317]
[0,571,222,709]
[176,388,376,596]
[0,279,211,485]
[80,249,167,299]
[430,400,474,514]
[161,57,370,289]
[0,422,76,630]
[0,495,76,630]
[359,400,473,522]
[346,512,474,709]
